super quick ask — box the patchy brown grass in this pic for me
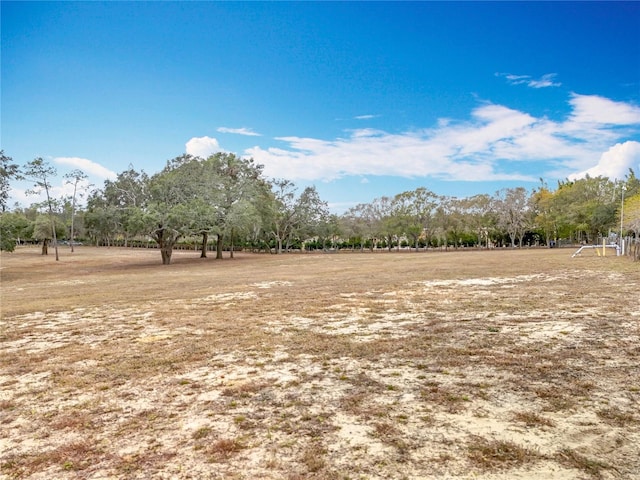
[466,435,540,471]
[205,437,247,461]
[511,410,556,428]
[1,246,639,479]
[556,447,613,478]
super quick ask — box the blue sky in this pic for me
[2,1,640,212]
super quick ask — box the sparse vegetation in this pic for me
[467,436,539,470]
[556,447,612,478]
[512,410,556,428]
[596,406,637,427]
[205,437,246,461]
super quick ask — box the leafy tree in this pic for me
[160,155,218,257]
[264,181,329,253]
[0,211,29,251]
[84,202,121,246]
[31,213,66,255]
[494,187,530,247]
[23,158,61,260]
[103,165,149,209]
[316,214,341,250]
[619,168,640,246]
[338,209,366,250]
[204,153,266,259]
[265,179,299,254]
[99,166,149,245]
[343,202,381,251]
[623,168,640,197]
[621,192,640,261]
[623,193,640,236]
[295,185,330,245]
[0,150,21,212]
[0,151,23,250]
[531,183,559,247]
[435,196,472,249]
[140,157,204,264]
[371,196,399,251]
[458,194,495,248]
[392,188,438,251]
[558,176,617,243]
[225,196,263,256]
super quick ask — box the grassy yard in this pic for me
[1,246,639,479]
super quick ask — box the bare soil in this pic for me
[1,246,639,479]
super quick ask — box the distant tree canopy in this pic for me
[2,151,639,262]
[338,171,638,254]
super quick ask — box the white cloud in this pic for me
[244,94,640,183]
[354,114,378,120]
[217,127,261,136]
[54,157,117,180]
[568,93,640,126]
[185,136,222,158]
[498,72,561,88]
[246,126,532,183]
[569,141,640,181]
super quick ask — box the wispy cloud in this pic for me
[217,127,261,136]
[497,72,561,88]
[54,157,117,179]
[244,94,640,183]
[354,114,379,120]
[528,73,562,88]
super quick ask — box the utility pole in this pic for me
[620,185,626,256]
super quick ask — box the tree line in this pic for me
[1,150,639,263]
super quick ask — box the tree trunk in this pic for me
[51,226,59,261]
[70,217,75,253]
[200,232,208,258]
[160,246,172,265]
[41,239,49,255]
[155,227,176,265]
[216,234,223,259]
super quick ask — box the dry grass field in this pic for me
[1,246,639,480]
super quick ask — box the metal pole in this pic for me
[621,186,626,256]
